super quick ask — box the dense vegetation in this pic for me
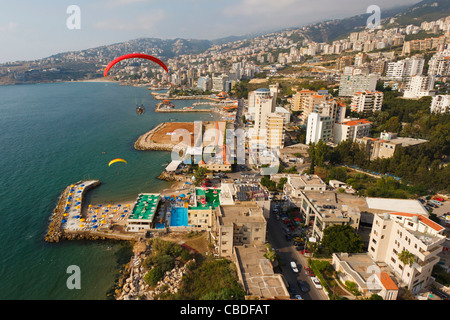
[320,225,364,254]
[173,257,246,300]
[142,238,245,300]
[307,87,450,194]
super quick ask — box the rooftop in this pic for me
[128,193,160,221]
[235,245,290,299]
[366,197,429,216]
[340,119,372,126]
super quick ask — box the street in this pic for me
[267,210,327,300]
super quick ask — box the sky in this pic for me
[0,0,421,63]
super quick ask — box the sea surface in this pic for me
[0,81,220,299]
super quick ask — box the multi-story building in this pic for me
[357,132,428,160]
[282,174,327,198]
[333,119,372,144]
[212,204,267,258]
[247,87,272,121]
[430,94,450,113]
[350,91,383,114]
[428,50,450,77]
[368,212,446,294]
[290,89,316,112]
[212,74,229,92]
[403,75,435,99]
[305,112,334,144]
[386,57,424,79]
[339,74,379,97]
[266,113,285,149]
[196,76,212,91]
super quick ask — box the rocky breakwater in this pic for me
[157,171,190,182]
[45,180,101,243]
[134,122,183,152]
[116,253,195,300]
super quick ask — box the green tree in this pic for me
[397,249,416,283]
[193,167,208,186]
[321,225,364,253]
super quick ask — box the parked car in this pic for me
[305,267,315,277]
[297,280,310,293]
[311,277,322,289]
[290,261,299,273]
[433,197,444,202]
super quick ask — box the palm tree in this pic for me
[397,249,416,286]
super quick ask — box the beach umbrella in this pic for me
[105,210,109,213]
[79,224,85,228]
[80,218,85,222]
[62,220,67,223]
[118,204,122,207]
[69,193,73,196]
[98,204,102,207]
[93,225,98,229]
[63,213,68,217]
[65,206,70,210]
[102,214,106,218]
[88,204,92,208]
[121,215,125,218]
[101,220,106,224]
[108,204,111,208]
[92,219,97,223]
[124,210,128,213]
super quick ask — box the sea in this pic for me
[0,81,221,299]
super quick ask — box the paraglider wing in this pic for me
[108,158,127,167]
[104,53,168,77]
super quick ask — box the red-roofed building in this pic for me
[368,212,446,294]
[333,118,372,144]
[375,272,399,300]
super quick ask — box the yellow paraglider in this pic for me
[108,158,127,167]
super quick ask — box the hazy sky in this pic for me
[0,0,421,63]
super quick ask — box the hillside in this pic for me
[300,0,449,43]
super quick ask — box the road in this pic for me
[267,211,327,300]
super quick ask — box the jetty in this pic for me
[155,102,216,113]
[45,180,137,242]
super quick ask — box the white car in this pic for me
[290,261,299,273]
[311,277,322,289]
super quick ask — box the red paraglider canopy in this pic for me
[104,53,168,77]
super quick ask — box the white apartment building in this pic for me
[254,95,276,134]
[212,74,229,92]
[305,112,334,145]
[403,75,435,99]
[247,88,272,121]
[333,119,372,144]
[350,91,383,114]
[386,57,424,79]
[339,74,379,97]
[428,50,450,77]
[430,94,450,113]
[368,212,446,294]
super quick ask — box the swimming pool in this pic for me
[170,207,188,227]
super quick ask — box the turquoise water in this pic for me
[0,82,220,299]
[170,207,189,227]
